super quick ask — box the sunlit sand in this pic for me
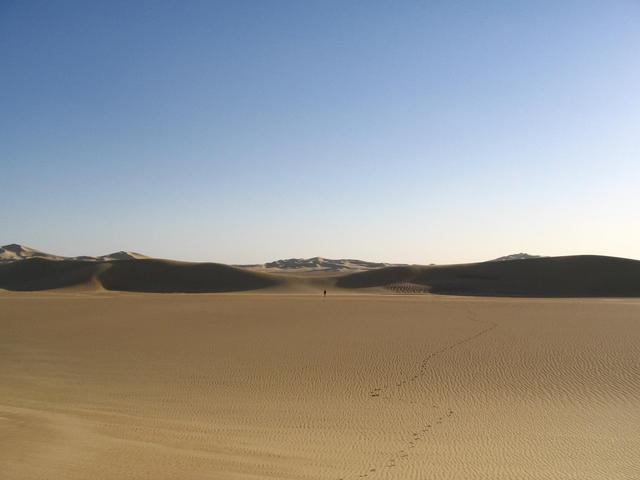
[1,292,638,479]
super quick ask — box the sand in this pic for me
[1,292,639,479]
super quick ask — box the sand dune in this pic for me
[0,258,103,291]
[1,293,638,479]
[490,252,542,261]
[0,243,67,263]
[0,244,148,264]
[0,258,280,293]
[2,254,640,297]
[338,255,640,297]
[239,257,405,272]
[99,259,280,293]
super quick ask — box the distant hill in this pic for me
[490,253,542,262]
[0,244,148,264]
[239,257,405,272]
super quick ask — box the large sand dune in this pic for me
[0,258,280,293]
[1,293,638,479]
[338,255,640,297]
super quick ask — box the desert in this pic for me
[4,2,639,478]
[1,248,639,479]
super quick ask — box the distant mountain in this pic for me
[490,253,542,262]
[0,244,148,264]
[239,257,405,272]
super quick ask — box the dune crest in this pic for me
[0,243,67,262]
[0,244,149,264]
[238,256,405,272]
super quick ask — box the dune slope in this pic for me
[2,255,640,297]
[0,258,101,291]
[0,258,280,293]
[338,255,640,297]
[99,259,280,293]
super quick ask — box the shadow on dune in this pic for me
[99,259,279,293]
[0,258,280,293]
[333,266,420,288]
[0,258,99,291]
[2,255,640,297]
[337,255,640,297]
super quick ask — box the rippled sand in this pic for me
[1,293,638,479]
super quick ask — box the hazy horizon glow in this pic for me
[2,1,639,264]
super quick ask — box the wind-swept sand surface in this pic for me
[1,293,639,479]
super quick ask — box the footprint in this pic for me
[355,310,497,480]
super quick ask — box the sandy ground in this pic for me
[1,292,639,479]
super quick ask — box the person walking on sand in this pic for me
[323,290,327,297]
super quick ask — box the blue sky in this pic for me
[2,1,639,264]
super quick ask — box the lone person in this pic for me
[323,289,327,297]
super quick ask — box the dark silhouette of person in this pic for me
[323,290,327,297]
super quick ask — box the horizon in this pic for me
[3,1,639,264]
[3,242,640,266]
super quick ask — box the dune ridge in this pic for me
[239,256,406,272]
[0,244,148,264]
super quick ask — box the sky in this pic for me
[2,1,639,264]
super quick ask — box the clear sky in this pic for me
[2,1,639,264]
